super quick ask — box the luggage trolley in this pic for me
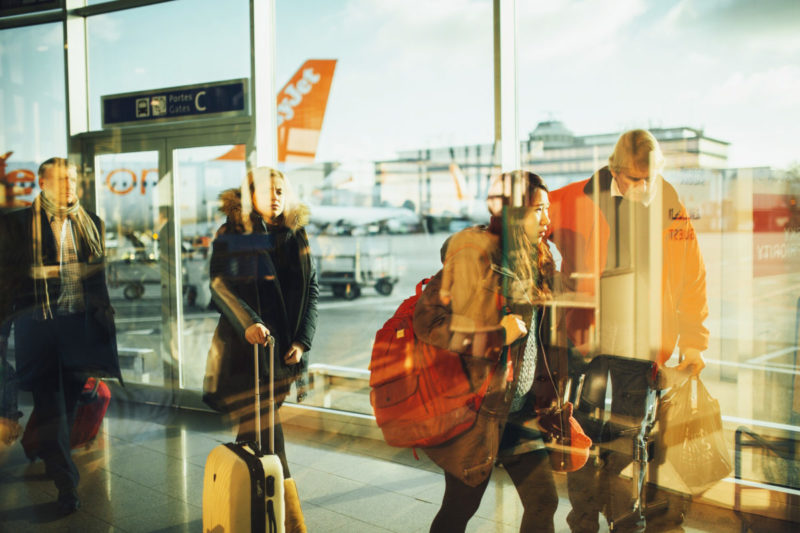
[314,238,398,300]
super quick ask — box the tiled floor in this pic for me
[0,396,796,532]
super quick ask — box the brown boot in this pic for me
[284,478,307,533]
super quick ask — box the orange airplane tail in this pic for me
[216,59,337,163]
[277,59,337,163]
[449,162,468,202]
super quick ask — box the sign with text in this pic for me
[102,79,248,127]
[753,193,800,277]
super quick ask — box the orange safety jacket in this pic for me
[547,167,709,366]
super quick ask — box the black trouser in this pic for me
[30,366,85,491]
[430,448,558,533]
[566,355,689,532]
[566,446,689,533]
[16,312,91,492]
[236,401,290,479]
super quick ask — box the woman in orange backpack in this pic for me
[414,170,581,533]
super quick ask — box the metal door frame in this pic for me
[72,118,252,407]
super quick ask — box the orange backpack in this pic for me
[369,277,493,448]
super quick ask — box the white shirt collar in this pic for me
[609,173,657,207]
[610,175,623,198]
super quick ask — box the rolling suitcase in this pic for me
[203,336,285,533]
[70,377,111,447]
[21,377,110,460]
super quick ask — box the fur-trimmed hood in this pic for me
[218,188,310,233]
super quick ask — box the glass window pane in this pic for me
[0,22,66,207]
[276,0,495,414]
[95,150,167,386]
[86,0,249,130]
[518,0,800,494]
[173,145,247,390]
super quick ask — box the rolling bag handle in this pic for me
[267,335,275,455]
[253,335,276,455]
[254,342,261,453]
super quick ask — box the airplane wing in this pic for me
[310,205,419,228]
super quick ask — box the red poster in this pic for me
[753,193,800,277]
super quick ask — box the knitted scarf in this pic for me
[31,192,104,318]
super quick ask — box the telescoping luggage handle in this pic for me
[253,336,276,456]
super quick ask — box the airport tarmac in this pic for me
[106,232,450,408]
[95,229,800,423]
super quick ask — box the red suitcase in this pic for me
[70,377,111,447]
[21,377,110,460]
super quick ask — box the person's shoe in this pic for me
[57,487,81,514]
[284,478,307,533]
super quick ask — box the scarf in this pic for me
[31,192,104,318]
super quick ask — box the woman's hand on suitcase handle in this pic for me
[500,314,527,345]
[245,323,271,345]
[284,342,305,365]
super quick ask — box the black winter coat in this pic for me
[0,206,121,388]
[205,192,318,410]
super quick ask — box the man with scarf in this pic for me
[0,157,121,514]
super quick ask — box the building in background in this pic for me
[374,120,730,223]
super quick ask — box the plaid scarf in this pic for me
[31,192,104,318]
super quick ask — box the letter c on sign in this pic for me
[195,91,207,112]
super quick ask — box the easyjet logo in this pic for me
[3,168,159,197]
[277,67,321,126]
[106,168,159,195]
[3,168,36,199]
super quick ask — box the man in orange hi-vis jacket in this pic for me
[547,129,708,532]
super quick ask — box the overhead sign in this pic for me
[102,79,248,127]
[0,0,60,17]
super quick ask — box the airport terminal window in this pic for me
[173,145,247,390]
[94,150,167,387]
[0,22,67,192]
[86,0,250,131]
[3,2,800,530]
[275,0,496,414]
[517,0,800,493]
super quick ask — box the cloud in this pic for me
[342,0,491,71]
[705,65,800,109]
[516,0,648,63]
[307,0,495,159]
[662,0,800,53]
[88,14,122,43]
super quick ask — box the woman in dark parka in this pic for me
[205,166,318,533]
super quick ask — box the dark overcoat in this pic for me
[0,206,121,389]
[204,189,318,412]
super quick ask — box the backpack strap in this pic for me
[416,278,431,297]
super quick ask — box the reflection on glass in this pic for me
[86,0,249,130]
[0,22,66,190]
[174,145,246,390]
[276,0,495,414]
[95,151,166,386]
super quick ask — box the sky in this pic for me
[1,0,798,169]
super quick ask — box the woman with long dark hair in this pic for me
[414,170,563,533]
[205,166,318,533]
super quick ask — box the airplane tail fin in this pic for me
[277,59,337,163]
[449,162,469,202]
